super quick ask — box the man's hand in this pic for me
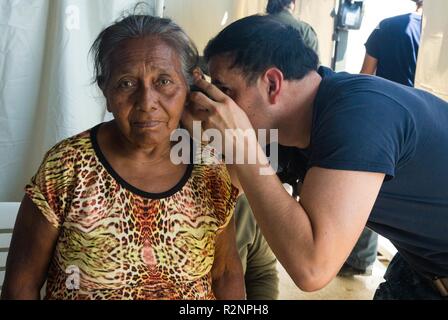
[182,77,255,160]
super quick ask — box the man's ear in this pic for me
[263,68,283,104]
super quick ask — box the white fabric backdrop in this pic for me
[0,0,161,201]
[415,0,448,101]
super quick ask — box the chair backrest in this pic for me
[0,202,20,291]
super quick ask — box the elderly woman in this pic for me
[1,15,244,300]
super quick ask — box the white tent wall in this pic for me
[164,0,336,66]
[0,0,158,202]
[295,0,336,68]
[1,1,50,202]
[164,0,268,54]
[415,0,448,101]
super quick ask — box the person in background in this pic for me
[235,195,279,300]
[338,228,377,277]
[266,0,319,54]
[342,0,425,277]
[361,0,424,86]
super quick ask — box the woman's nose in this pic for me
[136,85,158,111]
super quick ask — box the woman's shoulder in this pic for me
[42,126,97,163]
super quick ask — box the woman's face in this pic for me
[104,37,188,149]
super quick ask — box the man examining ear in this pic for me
[183,15,448,299]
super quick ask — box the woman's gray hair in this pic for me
[90,14,199,89]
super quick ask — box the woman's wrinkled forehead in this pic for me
[109,37,183,76]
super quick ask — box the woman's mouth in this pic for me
[132,121,164,128]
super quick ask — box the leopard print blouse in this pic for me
[25,124,238,300]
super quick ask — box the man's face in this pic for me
[208,55,271,131]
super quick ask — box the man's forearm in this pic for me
[233,139,325,291]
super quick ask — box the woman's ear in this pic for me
[263,68,283,104]
[192,66,205,81]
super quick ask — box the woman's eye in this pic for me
[118,80,135,89]
[158,79,172,86]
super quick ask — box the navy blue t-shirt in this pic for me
[365,13,422,87]
[297,66,448,277]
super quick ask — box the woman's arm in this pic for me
[226,164,243,197]
[1,195,59,299]
[211,215,246,299]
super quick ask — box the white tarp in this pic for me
[415,0,448,101]
[164,0,268,53]
[0,0,154,201]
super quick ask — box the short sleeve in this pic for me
[309,93,417,179]
[25,141,77,228]
[365,23,382,59]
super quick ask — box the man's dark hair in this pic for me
[204,15,319,84]
[266,0,294,14]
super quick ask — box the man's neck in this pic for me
[277,71,322,149]
[416,7,423,15]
